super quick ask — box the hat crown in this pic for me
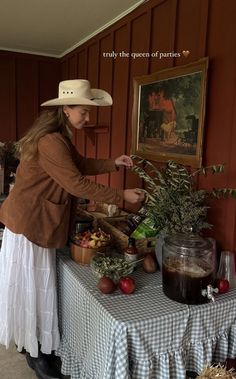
[59,80,92,99]
[40,78,112,107]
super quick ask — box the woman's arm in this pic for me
[73,148,117,176]
[38,133,123,205]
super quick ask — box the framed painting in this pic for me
[131,58,208,167]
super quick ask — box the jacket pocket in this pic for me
[40,198,71,245]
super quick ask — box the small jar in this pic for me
[125,237,138,266]
[162,233,214,304]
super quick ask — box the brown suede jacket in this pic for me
[0,132,123,248]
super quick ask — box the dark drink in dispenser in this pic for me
[162,257,214,304]
[162,234,214,305]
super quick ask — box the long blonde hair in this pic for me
[16,107,71,160]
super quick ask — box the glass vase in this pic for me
[216,250,236,289]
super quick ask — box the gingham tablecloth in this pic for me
[56,249,236,379]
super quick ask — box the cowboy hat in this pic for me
[41,79,112,106]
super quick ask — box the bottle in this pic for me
[126,205,148,235]
[125,237,138,267]
[216,250,236,289]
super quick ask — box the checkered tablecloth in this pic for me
[56,249,236,379]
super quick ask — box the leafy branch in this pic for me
[131,155,236,235]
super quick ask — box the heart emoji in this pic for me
[182,50,190,57]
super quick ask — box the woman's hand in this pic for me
[123,189,145,204]
[115,155,133,168]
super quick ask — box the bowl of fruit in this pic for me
[70,229,111,265]
[90,255,134,283]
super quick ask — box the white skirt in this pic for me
[0,228,60,357]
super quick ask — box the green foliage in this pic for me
[131,155,236,235]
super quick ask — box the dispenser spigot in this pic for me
[201,285,219,302]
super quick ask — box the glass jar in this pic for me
[162,233,214,304]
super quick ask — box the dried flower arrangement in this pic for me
[197,364,236,378]
[131,155,236,235]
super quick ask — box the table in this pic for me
[56,250,236,379]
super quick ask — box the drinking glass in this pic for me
[216,250,236,289]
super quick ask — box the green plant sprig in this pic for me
[130,155,236,235]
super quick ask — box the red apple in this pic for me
[215,278,230,294]
[119,277,135,294]
[97,277,116,294]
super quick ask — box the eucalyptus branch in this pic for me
[191,164,225,177]
[130,156,236,235]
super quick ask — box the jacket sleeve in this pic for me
[38,133,123,206]
[73,148,118,176]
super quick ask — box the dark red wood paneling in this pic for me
[0,53,16,141]
[60,59,68,80]
[149,0,177,72]
[109,24,130,192]
[124,13,151,211]
[39,59,60,107]
[96,33,114,186]
[85,43,99,183]
[16,57,39,138]
[87,43,99,127]
[201,0,236,249]
[68,54,78,144]
[68,54,77,79]
[76,49,88,157]
[77,49,87,79]
[175,0,206,65]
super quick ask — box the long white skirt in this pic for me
[0,227,60,357]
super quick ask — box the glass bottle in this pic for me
[126,205,148,235]
[125,237,138,266]
[216,250,236,289]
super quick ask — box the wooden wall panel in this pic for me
[149,0,177,72]
[199,0,236,249]
[68,55,77,79]
[87,43,99,127]
[0,53,16,141]
[60,59,68,80]
[175,0,207,65]
[39,59,60,107]
[96,34,114,187]
[75,49,87,157]
[16,57,39,138]
[0,52,60,141]
[67,54,78,144]
[125,13,151,210]
[109,25,130,191]
[85,43,99,184]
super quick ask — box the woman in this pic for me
[0,79,145,379]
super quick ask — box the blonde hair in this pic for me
[16,107,72,161]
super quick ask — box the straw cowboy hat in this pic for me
[41,79,113,107]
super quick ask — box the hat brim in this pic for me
[41,89,112,107]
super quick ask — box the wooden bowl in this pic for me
[70,242,108,265]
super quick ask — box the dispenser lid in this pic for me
[164,233,212,255]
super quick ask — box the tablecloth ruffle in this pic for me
[186,327,236,375]
[57,325,236,379]
[56,336,93,379]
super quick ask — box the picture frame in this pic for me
[131,58,209,167]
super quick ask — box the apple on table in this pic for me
[119,277,136,294]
